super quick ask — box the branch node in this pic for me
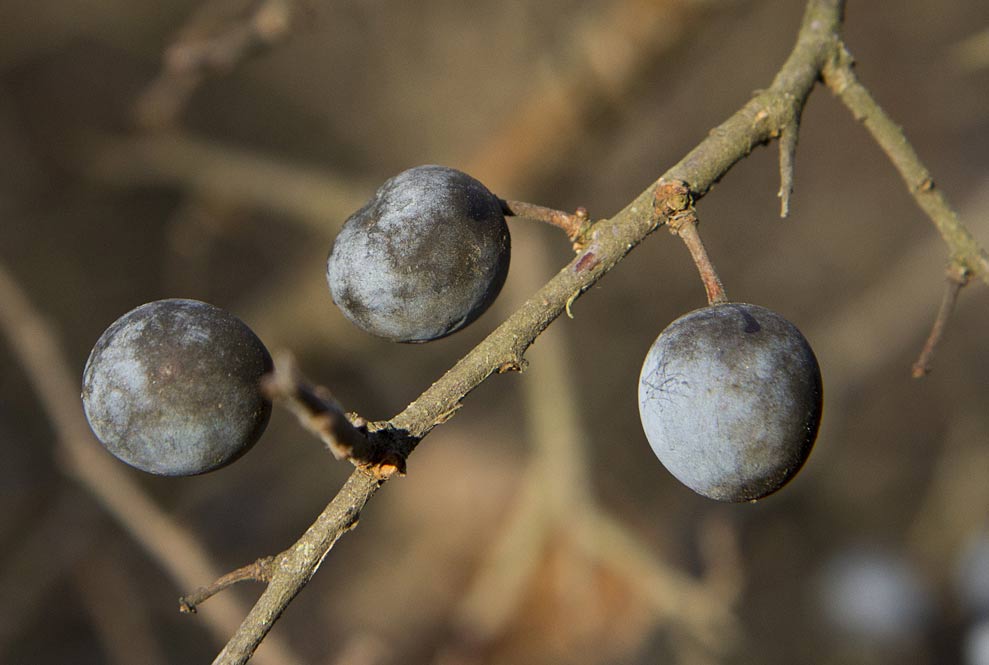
[362,452,405,480]
[911,262,970,378]
[652,180,692,221]
[497,358,526,374]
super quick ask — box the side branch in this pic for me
[822,45,989,283]
[210,3,850,663]
[912,263,970,378]
[181,557,277,614]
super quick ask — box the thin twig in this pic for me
[181,557,277,614]
[912,263,970,378]
[822,43,989,283]
[135,0,295,130]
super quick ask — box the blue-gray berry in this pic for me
[81,299,272,476]
[637,303,822,502]
[327,165,510,342]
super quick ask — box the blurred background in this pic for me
[1,0,988,663]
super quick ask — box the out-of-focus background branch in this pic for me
[0,1,987,663]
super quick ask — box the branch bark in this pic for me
[203,1,986,662]
[822,44,989,282]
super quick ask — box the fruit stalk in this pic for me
[668,210,728,306]
[501,199,590,245]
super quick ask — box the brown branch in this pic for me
[912,263,970,378]
[181,557,277,614]
[822,43,989,283]
[205,1,988,662]
[208,3,851,662]
[572,506,739,652]
[213,470,374,664]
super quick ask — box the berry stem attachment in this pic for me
[912,262,970,378]
[501,199,591,247]
[668,211,729,306]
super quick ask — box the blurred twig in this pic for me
[907,407,989,574]
[81,131,368,230]
[135,0,296,130]
[0,261,305,665]
[445,229,741,663]
[952,26,989,71]
[73,548,169,665]
[465,0,711,192]
[0,490,100,656]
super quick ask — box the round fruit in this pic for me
[327,165,510,343]
[637,302,822,502]
[81,299,272,476]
